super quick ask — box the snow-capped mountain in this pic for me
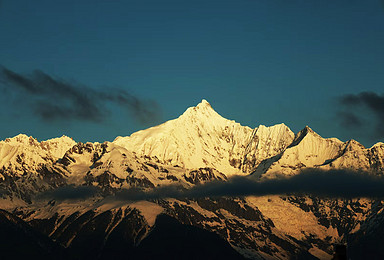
[0,134,75,178]
[0,135,76,203]
[1,99,384,259]
[2,100,382,188]
[321,140,384,172]
[256,126,346,178]
[114,99,295,176]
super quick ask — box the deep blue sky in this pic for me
[1,0,384,146]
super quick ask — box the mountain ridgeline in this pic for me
[1,100,384,259]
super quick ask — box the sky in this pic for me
[0,0,384,147]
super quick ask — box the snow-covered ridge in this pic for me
[1,100,384,260]
[2,134,76,157]
[0,134,76,178]
[259,126,346,178]
[41,135,77,158]
[113,99,295,176]
[1,99,384,183]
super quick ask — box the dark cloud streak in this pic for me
[40,169,384,202]
[337,91,384,139]
[147,169,384,200]
[337,111,363,128]
[0,66,161,124]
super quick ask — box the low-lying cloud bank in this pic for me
[117,169,384,200]
[38,169,384,202]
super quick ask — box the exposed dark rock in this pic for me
[0,209,66,260]
[183,167,227,184]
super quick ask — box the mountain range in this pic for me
[1,100,384,259]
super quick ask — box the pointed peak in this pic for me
[370,142,384,149]
[43,135,76,144]
[294,126,312,138]
[298,126,320,137]
[288,126,318,148]
[194,99,213,111]
[255,123,293,134]
[303,125,314,133]
[12,133,30,139]
[181,99,219,118]
[272,123,291,130]
[4,134,39,145]
[198,99,211,107]
[346,139,365,150]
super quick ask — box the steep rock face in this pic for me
[369,142,384,172]
[321,141,384,173]
[325,140,368,170]
[81,143,187,190]
[157,198,325,259]
[55,141,226,191]
[0,135,76,202]
[60,142,183,190]
[279,196,372,237]
[0,134,75,179]
[239,124,294,173]
[258,127,346,178]
[40,136,78,159]
[253,127,384,178]
[183,167,227,185]
[114,100,294,176]
[58,142,108,184]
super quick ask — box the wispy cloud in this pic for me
[337,91,384,140]
[0,66,162,124]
